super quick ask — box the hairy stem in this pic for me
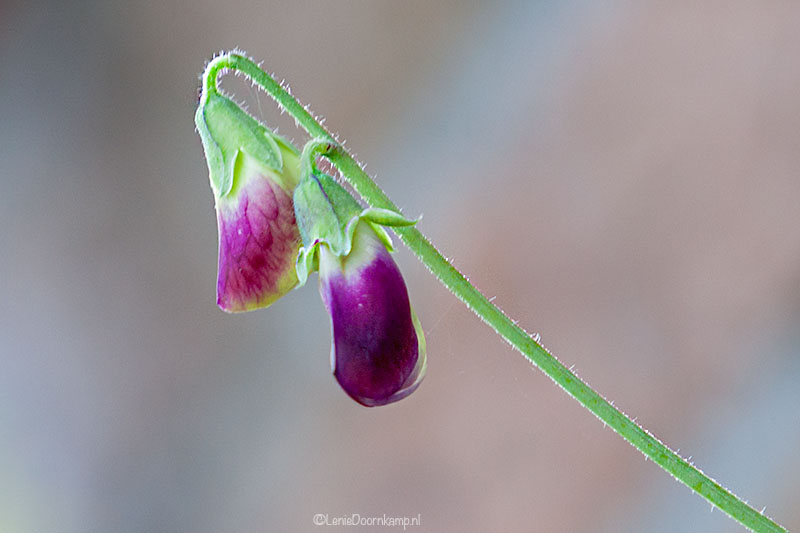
[201,52,786,533]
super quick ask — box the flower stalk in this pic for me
[198,52,787,532]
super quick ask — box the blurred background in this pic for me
[1,1,799,531]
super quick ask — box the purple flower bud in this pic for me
[215,149,301,312]
[318,222,426,406]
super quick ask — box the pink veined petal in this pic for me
[215,153,301,312]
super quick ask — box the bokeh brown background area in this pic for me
[1,2,799,532]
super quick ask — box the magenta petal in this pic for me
[216,167,300,312]
[319,225,426,406]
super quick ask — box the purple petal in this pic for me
[215,162,300,312]
[319,224,426,406]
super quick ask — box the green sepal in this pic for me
[317,174,363,230]
[194,104,225,196]
[367,222,395,252]
[295,243,320,288]
[293,193,417,282]
[360,207,418,227]
[293,174,346,253]
[358,209,417,252]
[195,92,283,197]
[292,137,419,284]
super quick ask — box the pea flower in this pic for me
[195,91,302,311]
[294,171,426,406]
[196,90,426,406]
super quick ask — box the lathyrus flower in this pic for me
[195,91,302,311]
[196,89,426,406]
[294,171,426,406]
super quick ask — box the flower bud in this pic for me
[319,221,426,406]
[292,169,425,406]
[196,93,302,311]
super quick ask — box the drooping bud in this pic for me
[292,154,425,406]
[196,92,302,312]
[318,221,426,406]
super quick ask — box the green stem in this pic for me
[202,52,786,533]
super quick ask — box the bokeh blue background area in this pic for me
[2,2,799,531]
